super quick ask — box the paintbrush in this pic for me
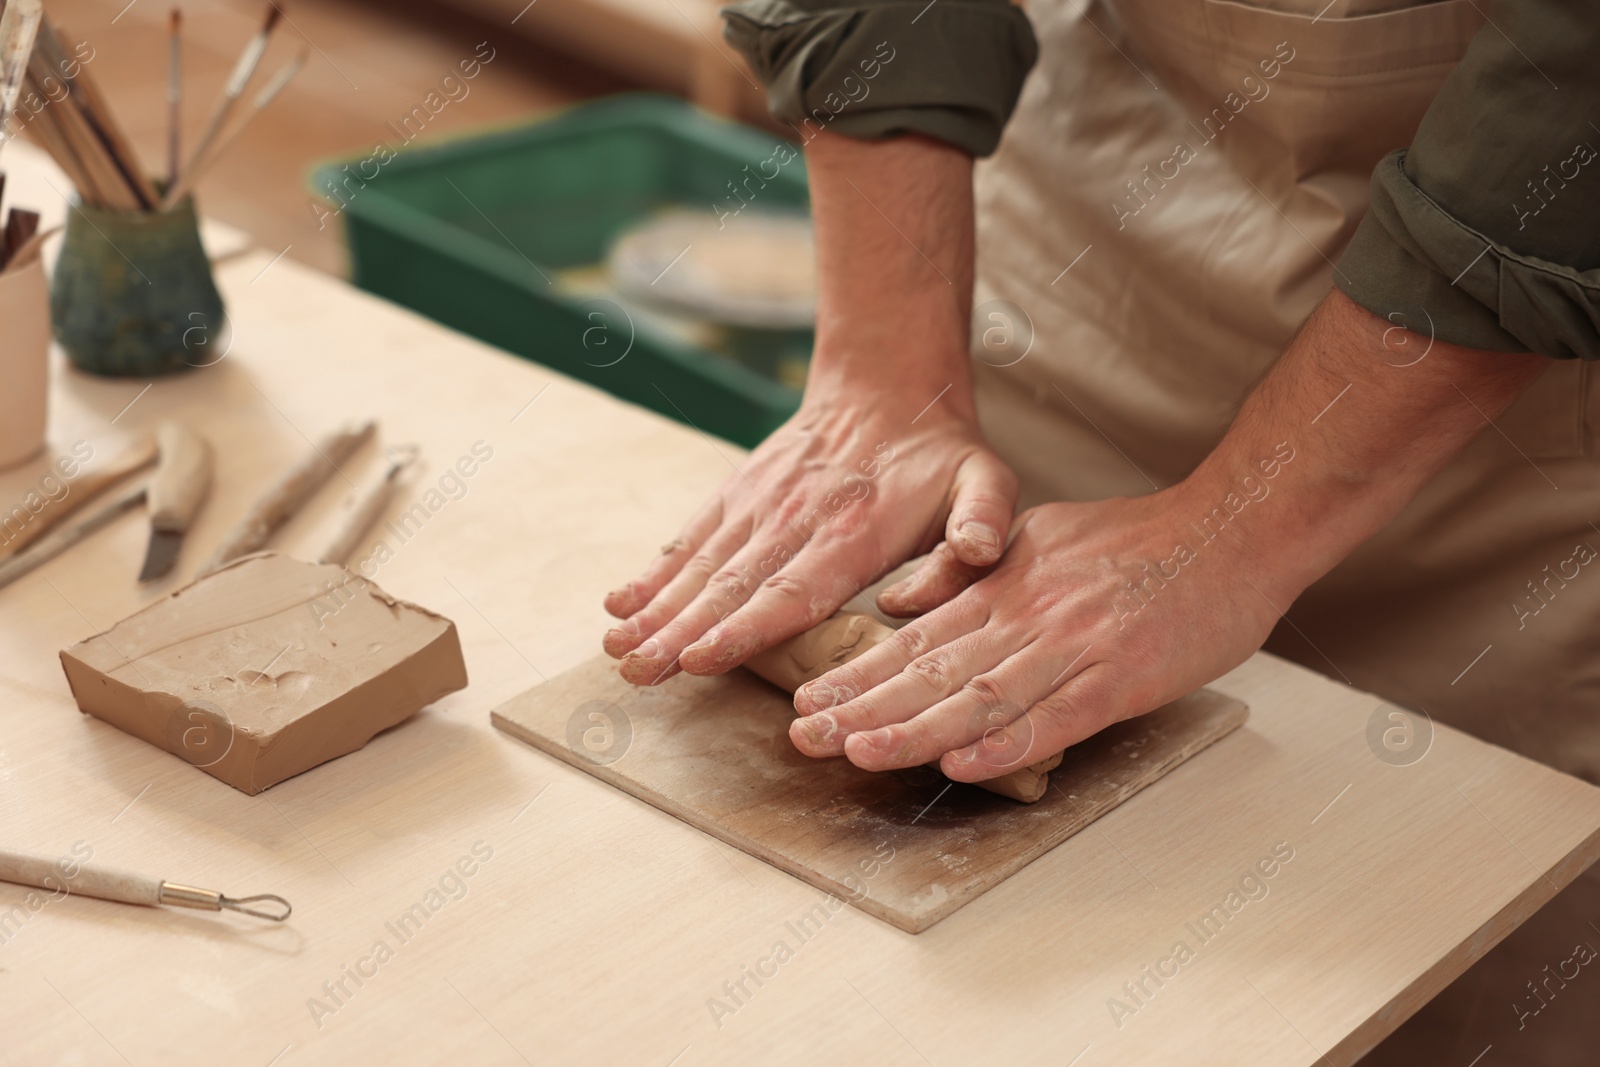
[0,0,42,154]
[162,4,282,209]
[166,45,304,204]
[167,8,181,189]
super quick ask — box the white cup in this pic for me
[0,257,50,471]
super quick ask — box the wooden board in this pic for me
[491,653,1249,931]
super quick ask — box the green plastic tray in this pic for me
[310,94,810,447]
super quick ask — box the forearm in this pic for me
[804,131,976,412]
[1184,288,1547,602]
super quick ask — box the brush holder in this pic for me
[0,256,51,470]
[50,195,227,377]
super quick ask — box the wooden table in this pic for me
[2,179,1599,1067]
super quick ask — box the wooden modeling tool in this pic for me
[205,420,375,572]
[138,421,214,581]
[318,444,416,566]
[0,424,210,588]
[0,436,158,561]
[0,481,149,590]
[0,848,290,920]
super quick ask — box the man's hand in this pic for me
[789,490,1281,779]
[603,131,1012,683]
[790,289,1548,782]
[602,392,1015,685]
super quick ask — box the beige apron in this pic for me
[970,1,1600,1060]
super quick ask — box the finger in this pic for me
[676,534,874,676]
[792,593,990,717]
[944,450,1017,567]
[876,542,991,618]
[788,601,992,756]
[842,641,1063,771]
[940,664,1123,782]
[604,496,724,618]
[604,513,752,659]
[618,520,818,683]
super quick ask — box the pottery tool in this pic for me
[0,480,147,590]
[161,4,282,209]
[0,848,291,920]
[205,420,375,572]
[166,7,181,188]
[318,444,417,566]
[0,436,158,562]
[0,0,42,154]
[138,421,214,581]
[0,425,212,588]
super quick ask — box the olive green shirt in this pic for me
[720,0,1599,361]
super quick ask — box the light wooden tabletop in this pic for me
[2,225,1599,1065]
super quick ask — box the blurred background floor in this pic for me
[39,0,721,276]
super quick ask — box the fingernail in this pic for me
[610,619,639,638]
[858,729,892,752]
[797,680,843,709]
[951,745,978,764]
[684,627,722,656]
[633,639,659,660]
[879,579,913,602]
[957,521,1000,551]
[797,713,837,746]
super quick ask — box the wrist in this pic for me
[802,344,978,424]
[1171,440,1353,604]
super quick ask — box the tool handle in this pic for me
[205,420,375,571]
[0,482,147,592]
[319,468,400,566]
[0,437,157,561]
[318,446,415,566]
[0,849,163,907]
[148,422,213,532]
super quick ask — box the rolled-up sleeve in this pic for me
[720,0,1038,158]
[1336,1,1600,360]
